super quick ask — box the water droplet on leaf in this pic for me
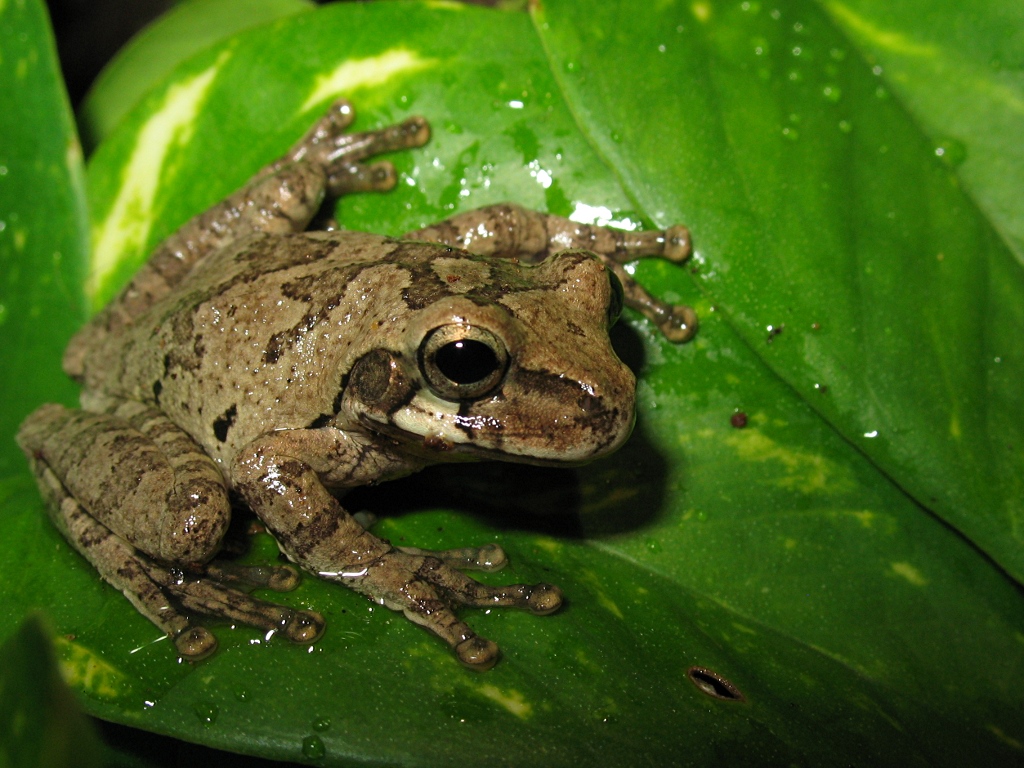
[302,735,326,759]
[822,84,842,102]
[934,137,967,167]
[194,702,218,725]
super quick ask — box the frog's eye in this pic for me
[419,324,509,401]
[606,268,625,328]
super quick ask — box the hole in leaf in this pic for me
[687,666,746,702]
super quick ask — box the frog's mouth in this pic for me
[356,389,636,468]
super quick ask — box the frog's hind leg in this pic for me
[404,202,697,342]
[16,402,323,659]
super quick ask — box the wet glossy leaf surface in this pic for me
[822,0,1024,263]
[77,0,315,151]
[1,1,1023,765]
[0,0,88,477]
[533,0,1024,583]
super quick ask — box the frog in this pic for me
[17,99,696,670]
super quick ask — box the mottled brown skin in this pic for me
[18,99,696,669]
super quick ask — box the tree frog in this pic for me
[18,100,696,669]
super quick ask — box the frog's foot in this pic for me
[149,560,325,660]
[607,260,699,343]
[130,550,324,660]
[340,548,562,670]
[284,98,430,198]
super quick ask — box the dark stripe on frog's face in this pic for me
[450,366,632,459]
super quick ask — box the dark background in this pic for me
[45,0,503,108]
[46,0,177,106]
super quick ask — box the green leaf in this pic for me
[2,0,1023,765]
[0,615,104,768]
[0,0,88,473]
[823,0,1024,264]
[532,0,1024,583]
[77,0,316,151]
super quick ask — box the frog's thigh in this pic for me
[17,403,324,658]
[18,401,229,563]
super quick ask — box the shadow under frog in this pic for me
[17,100,694,670]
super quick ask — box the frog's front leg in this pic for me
[405,202,697,342]
[119,100,429,324]
[232,428,562,670]
[17,401,324,659]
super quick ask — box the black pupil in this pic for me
[434,339,499,384]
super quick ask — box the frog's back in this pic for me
[69,230,426,465]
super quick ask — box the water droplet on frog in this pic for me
[781,126,799,141]
[312,717,331,732]
[194,702,218,725]
[565,60,577,73]
[822,84,842,102]
[610,131,623,143]
[934,137,967,167]
[234,689,249,702]
[838,119,852,133]
[302,735,326,759]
